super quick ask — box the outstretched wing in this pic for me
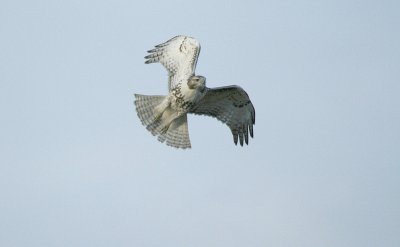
[144,35,201,90]
[190,86,255,146]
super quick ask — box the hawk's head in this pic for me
[187,75,206,92]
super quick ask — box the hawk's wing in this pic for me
[190,86,255,146]
[145,35,201,90]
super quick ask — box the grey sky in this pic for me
[1,0,399,246]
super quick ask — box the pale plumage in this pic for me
[134,35,255,149]
[145,35,200,90]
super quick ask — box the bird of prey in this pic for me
[134,35,255,149]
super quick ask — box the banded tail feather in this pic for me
[134,94,191,149]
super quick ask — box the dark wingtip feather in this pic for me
[155,41,170,48]
[244,124,249,145]
[252,107,256,124]
[249,125,254,138]
[238,132,244,146]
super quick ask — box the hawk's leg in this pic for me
[153,97,171,122]
[159,111,184,134]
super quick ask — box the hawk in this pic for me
[134,35,255,149]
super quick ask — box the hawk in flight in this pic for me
[134,35,255,149]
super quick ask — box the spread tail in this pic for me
[134,94,191,149]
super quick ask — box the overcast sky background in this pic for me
[1,0,399,246]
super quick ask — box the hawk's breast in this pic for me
[170,81,205,112]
